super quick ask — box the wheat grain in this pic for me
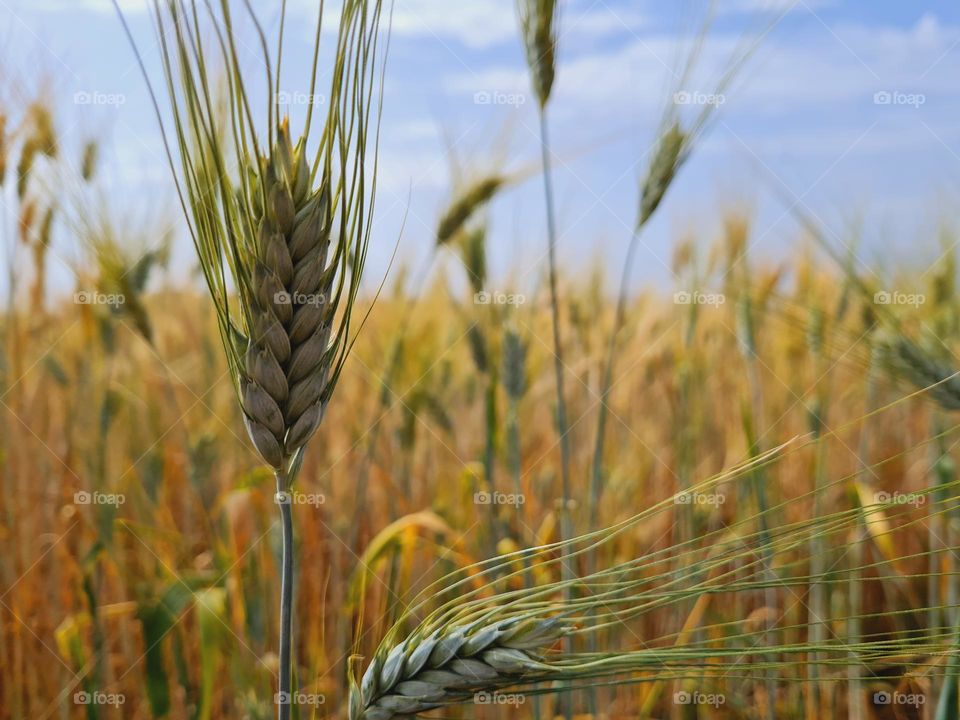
[638,123,685,228]
[81,140,98,182]
[0,113,7,182]
[350,617,568,720]
[503,327,527,401]
[436,176,503,247]
[239,124,334,469]
[878,335,960,411]
[517,0,558,108]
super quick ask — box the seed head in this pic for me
[0,113,7,182]
[436,176,504,247]
[517,0,559,107]
[638,123,685,229]
[81,140,98,182]
[502,327,527,400]
[878,335,960,412]
[137,0,386,477]
[351,617,568,720]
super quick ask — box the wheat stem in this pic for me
[536,101,574,720]
[276,468,295,720]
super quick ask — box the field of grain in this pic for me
[2,2,960,719]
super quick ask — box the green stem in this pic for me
[589,229,640,536]
[849,348,878,720]
[537,106,573,720]
[276,470,294,720]
[586,229,641,718]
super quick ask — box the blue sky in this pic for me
[3,0,960,296]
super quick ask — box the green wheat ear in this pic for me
[116,0,387,479]
[116,3,388,718]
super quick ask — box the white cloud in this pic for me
[16,0,147,13]
[508,14,955,111]
[720,0,837,13]
[388,0,519,50]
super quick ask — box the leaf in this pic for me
[42,355,69,386]
[195,588,228,720]
[136,582,201,718]
[138,602,173,717]
[935,637,960,720]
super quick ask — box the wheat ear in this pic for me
[116,1,387,717]
[350,618,568,720]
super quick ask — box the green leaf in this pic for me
[138,602,173,717]
[196,588,228,720]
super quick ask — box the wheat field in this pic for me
[2,1,960,719]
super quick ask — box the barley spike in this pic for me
[351,617,568,720]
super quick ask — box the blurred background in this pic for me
[3,1,960,718]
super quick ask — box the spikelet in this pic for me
[517,0,559,107]
[237,122,336,469]
[28,102,58,157]
[638,123,685,228]
[137,0,386,478]
[877,335,960,411]
[16,139,38,200]
[350,617,568,720]
[81,140,98,182]
[436,176,504,246]
[0,113,7,182]
[502,327,527,401]
[457,225,488,294]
